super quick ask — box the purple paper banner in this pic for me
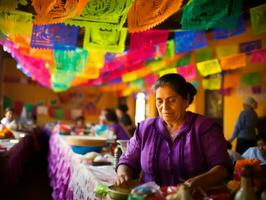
[174,31,208,54]
[239,40,262,53]
[31,23,79,49]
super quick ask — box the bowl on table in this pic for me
[108,185,131,200]
[66,136,107,155]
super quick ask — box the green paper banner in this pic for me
[195,48,212,62]
[176,53,191,67]
[54,108,64,119]
[3,96,13,109]
[241,72,260,86]
[250,4,266,34]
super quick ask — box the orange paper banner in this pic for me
[223,72,241,88]
[220,53,246,70]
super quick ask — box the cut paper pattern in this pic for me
[250,4,266,34]
[181,0,230,30]
[177,64,197,80]
[174,31,207,54]
[0,0,27,12]
[66,0,133,29]
[176,53,191,67]
[241,72,260,86]
[220,53,246,70]
[31,23,79,50]
[83,26,127,53]
[223,72,241,88]
[146,59,168,72]
[166,40,175,58]
[32,0,81,25]
[213,16,245,40]
[195,48,212,62]
[0,10,33,38]
[77,66,100,79]
[129,30,169,51]
[85,49,105,68]
[144,73,158,88]
[239,40,262,53]
[250,49,266,63]
[159,68,177,77]
[216,45,238,58]
[197,59,221,77]
[127,0,183,33]
[202,76,222,90]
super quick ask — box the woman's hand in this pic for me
[115,165,133,186]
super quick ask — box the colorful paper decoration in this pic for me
[174,31,208,54]
[127,0,182,32]
[220,53,246,70]
[144,73,158,88]
[77,66,100,79]
[83,26,127,53]
[32,0,82,25]
[54,108,64,119]
[197,59,221,77]
[219,88,231,96]
[213,16,245,40]
[122,71,138,82]
[239,40,262,53]
[130,79,145,90]
[0,10,33,38]
[241,72,260,86]
[223,72,241,88]
[37,106,48,115]
[166,40,175,58]
[146,59,168,72]
[216,45,238,58]
[176,53,191,67]
[195,48,212,62]
[181,0,230,30]
[85,49,105,68]
[177,64,197,80]
[250,4,266,34]
[3,96,13,109]
[31,23,79,50]
[250,49,266,63]
[252,86,262,94]
[159,68,177,77]
[0,0,27,12]
[202,76,222,90]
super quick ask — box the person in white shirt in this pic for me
[242,134,266,165]
[1,108,17,130]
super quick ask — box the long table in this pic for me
[48,132,116,200]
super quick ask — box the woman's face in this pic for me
[5,111,14,122]
[155,85,189,124]
[257,139,266,156]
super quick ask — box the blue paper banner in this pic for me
[239,40,262,53]
[174,31,208,54]
[31,23,79,49]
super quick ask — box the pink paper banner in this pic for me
[177,64,197,80]
[250,49,266,63]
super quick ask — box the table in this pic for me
[48,132,116,200]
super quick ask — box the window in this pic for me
[135,92,146,124]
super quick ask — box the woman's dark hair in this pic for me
[152,73,197,104]
[117,104,128,113]
[105,109,119,123]
[5,107,14,113]
[256,133,266,142]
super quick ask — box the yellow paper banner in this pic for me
[250,4,266,34]
[85,48,105,68]
[135,67,151,77]
[202,76,222,90]
[122,71,138,82]
[158,68,177,77]
[197,59,221,77]
[77,66,100,79]
[101,83,128,92]
[216,45,238,58]
[220,53,246,70]
[223,72,241,88]
[146,60,168,72]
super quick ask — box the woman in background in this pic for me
[116,104,135,136]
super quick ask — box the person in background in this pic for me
[1,107,18,130]
[116,104,135,136]
[230,96,258,154]
[99,108,111,125]
[226,140,242,164]
[116,73,231,189]
[72,116,86,135]
[105,109,130,140]
[242,134,266,165]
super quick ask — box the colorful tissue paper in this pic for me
[174,31,208,54]
[216,45,238,58]
[176,53,191,67]
[85,48,105,68]
[250,4,266,34]
[239,40,262,53]
[181,0,230,30]
[129,30,169,51]
[77,66,100,79]
[220,53,246,70]
[197,59,221,77]
[159,68,177,77]
[166,40,175,58]
[144,73,158,87]
[31,23,79,50]
[37,106,48,115]
[147,59,168,72]
[241,72,260,86]
[127,0,182,33]
[83,26,127,53]
[195,48,212,62]
[252,86,262,94]
[219,88,232,96]
[202,76,222,90]
[0,0,28,12]
[177,64,197,81]
[250,49,266,63]
[223,72,241,88]
[213,17,245,40]
[122,71,138,82]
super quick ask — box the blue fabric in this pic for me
[230,107,258,141]
[242,147,266,165]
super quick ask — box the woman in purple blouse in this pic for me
[116,73,231,189]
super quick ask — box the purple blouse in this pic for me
[110,123,130,140]
[118,111,231,186]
